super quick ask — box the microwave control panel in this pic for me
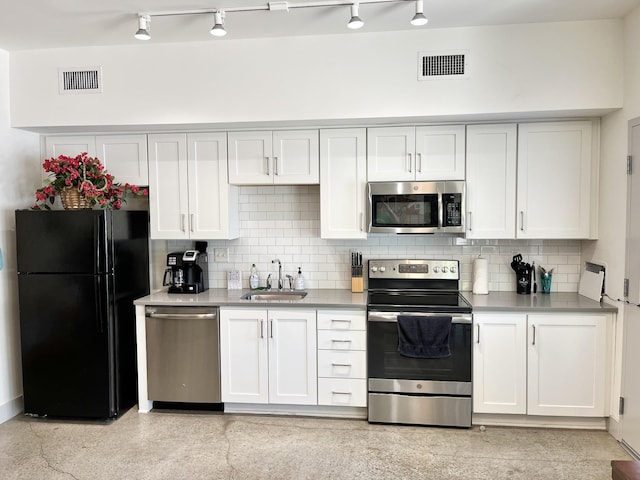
[443,193,462,227]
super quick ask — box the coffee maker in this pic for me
[163,248,209,294]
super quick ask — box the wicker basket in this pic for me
[60,187,91,210]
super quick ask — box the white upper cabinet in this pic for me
[465,124,517,239]
[148,133,239,240]
[228,130,319,185]
[45,134,149,186]
[517,121,597,239]
[45,135,96,158]
[320,128,368,239]
[415,126,466,180]
[96,135,149,186]
[367,125,465,182]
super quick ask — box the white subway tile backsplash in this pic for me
[161,185,582,292]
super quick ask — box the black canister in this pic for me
[510,253,532,295]
[515,265,532,294]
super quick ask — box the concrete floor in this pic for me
[0,408,633,480]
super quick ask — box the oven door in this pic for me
[367,311,472,389]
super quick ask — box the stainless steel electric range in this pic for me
[367,259,473,428]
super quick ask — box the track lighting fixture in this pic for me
[134,15,151,41]
[410,0,428,26]
[347,2,364,30]
[134,0,431,41]
[210,10,227,37]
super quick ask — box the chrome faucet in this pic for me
[272,259,283,290]
[285,274,294,291]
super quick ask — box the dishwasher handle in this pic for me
[146,312,217,320]
[145,307,218,320]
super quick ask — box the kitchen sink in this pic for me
[240,291,308,301]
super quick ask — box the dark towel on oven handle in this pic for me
[397,315,452,359]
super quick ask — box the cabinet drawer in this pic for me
[317,330,366,351]
[318,378,367,407]
[318,350,366,378]
[317,310,366,331]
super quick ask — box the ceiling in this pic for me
[0,0,638,52]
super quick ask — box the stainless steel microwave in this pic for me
[367,181,465,234]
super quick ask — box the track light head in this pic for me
[410,0,428,26]
[134,15,151,40]
[348,3,364,30]
[210,10,227,37]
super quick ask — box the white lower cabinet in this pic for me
[316,310,367,407]
[220,308,317,405]
[473,312,609,417]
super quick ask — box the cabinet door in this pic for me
[148,134,189,239]
[268,309,317,405]
[96,135,148,186]
[44,135,97,158]
[187,133,239,239]
[473,313,527,414]
[320,129,367,239]
[228,131,273,184]
[517,121,594,238]
[220,309,269,404]
[465,124,517,239]
[44,136,97,185]
[527,314,607,417]
[272,130,319,184]
[415,125,466,180]
[367,126,415,181]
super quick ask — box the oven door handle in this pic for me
[367,311,472,324]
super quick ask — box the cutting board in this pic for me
[578,261,605,302]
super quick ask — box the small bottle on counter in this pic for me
[294,267,305,290]
[249,264,260,290]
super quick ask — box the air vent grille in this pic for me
[419,53,467,80]
[59,67,102,94]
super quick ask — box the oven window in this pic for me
[368,321,471,382]
[371,194,438,228]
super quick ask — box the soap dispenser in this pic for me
[249,264,260,290]
[294,267,305,291]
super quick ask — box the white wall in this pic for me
[9,20,623,130]
[0,49,41,423]
[585,4,640,429]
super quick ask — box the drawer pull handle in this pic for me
[331,319,351,323]
[332,391,352,396]
[331,363,352,367]
[331,339,352,344]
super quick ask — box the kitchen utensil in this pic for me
[532,261,537,293]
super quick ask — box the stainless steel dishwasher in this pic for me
[145,306,221,404]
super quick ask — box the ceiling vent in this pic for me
[58,67,102,94]
[418,52,468,80]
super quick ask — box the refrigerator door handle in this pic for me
[94,217,99,273]
[95,276,104,334]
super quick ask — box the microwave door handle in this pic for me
[438,194,444,229]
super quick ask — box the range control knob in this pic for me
[371,266,378,272]
[442,266,449,273]
[450,266,457,273]
[433,266,440,273]
[379,266,386,272]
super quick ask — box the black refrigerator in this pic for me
[15,209,149,419]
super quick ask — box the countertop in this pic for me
[465,291,618,313]
[134,288,367,309]
[135,289,617,313]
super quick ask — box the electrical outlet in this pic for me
[214,247,229,262]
